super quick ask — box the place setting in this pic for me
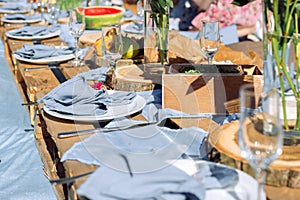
[122,21,143,35]
[13,44,75,64]
[54,108,263,200]
[1,13,42,24]
[37,68,146,122]
[5,25,61,40]
[122,0,143,34]
[0,3,30,14]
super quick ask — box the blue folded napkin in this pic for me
[10,25,59,36]
[4,13,40,20]
[122,8,141,21]
[77,158,206,200]
[61,122,208,166]
[14,44,74,59]
[38,68,137,116]
[1,4,27,11]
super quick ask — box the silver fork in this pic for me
[57,115,211,139]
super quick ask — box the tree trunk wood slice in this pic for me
[209,120,300,188]
[115,64,162,92]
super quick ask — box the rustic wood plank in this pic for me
[34,108,65,199]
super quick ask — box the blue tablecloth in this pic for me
[0,40,56,198]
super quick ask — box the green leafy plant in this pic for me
[233,0,300,130]
[149,0,173,66]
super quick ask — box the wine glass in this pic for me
[238,83,283,200]
[200,21,220,64]
[101,24,123,89]
[47,3,60,25]
[68,8,86,67]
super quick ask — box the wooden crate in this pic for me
[162,64,263,114]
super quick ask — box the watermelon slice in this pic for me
[77,6,125,30]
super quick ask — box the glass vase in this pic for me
[143,0,170,68]
[262,0,300,130]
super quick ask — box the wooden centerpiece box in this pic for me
[162,63,263,114]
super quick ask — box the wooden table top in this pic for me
[2,9,300,200]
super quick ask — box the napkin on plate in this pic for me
[122,8,141,21]
[38,68,137,116]
[122,22,143,34]
[14,44,74,59]
[0,4,27,11]
[77,157,206,200]
[61,122,208,167]
[4,13,40,20]
[10,25,59,37]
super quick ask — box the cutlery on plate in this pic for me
[57,121,156,139]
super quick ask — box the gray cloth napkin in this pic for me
[4,13,40,20]
[77,158,206,200]
[122,8,141,21]
[61,123,208,167]
[1,4,27,11]
[38,68,137,116]
[14,44,74,59]
[10,25,59,36]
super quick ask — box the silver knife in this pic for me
[24,65,76,71]
[57,122,155,139]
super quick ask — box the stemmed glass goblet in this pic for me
[200,21,220,64]
[68,8,86,67]
[101,24,123,89]
[47,2,60,25]
[238,83,283,200]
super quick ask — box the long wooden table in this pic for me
[2,11,300,200]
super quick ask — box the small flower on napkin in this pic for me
[38,68,137,116]
[14,44,74,59]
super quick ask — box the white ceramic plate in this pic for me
[43,94,146,122]
[2,17,41,24]
[13,52,75,64]
[6,28,60,40]
[171,159,266,200]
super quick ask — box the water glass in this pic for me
[48,3,60,25]
[101,24,123,89]
[68,8,86,67]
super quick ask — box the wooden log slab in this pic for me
[209,120,300,188]
[115,64,162,91]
